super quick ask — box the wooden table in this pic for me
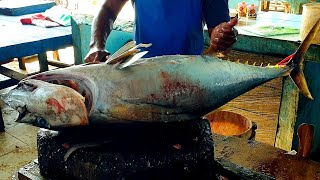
[0,13,72,89]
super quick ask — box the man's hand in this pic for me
[84,0,127,63]
[209,17,238,53]
[84,47,110,63]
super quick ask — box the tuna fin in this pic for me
[280,18,320,100]
[108,49,140,65]
[106,41,136,64]
[291,69,313,100]
[63,140,112,161]
[106,41,152,67]
[203,47,218,57]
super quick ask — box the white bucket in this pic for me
[300,3,320,44]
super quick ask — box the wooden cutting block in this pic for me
[37,119,217,180]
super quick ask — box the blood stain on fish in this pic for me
[160,71,203,106]
[46,98,65,115]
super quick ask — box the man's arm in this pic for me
[85,0,128,63]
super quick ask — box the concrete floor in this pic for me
[0,106,39,180]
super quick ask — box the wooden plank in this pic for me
[259,0,270,11]
[275,77,299,151]
[71,17,89,65]
[38,53,48,72]
[0,66,26,81]
[52,51,60,61]
[47,60,73,68]
[2,58,41,77]
[17,57,26,70]
[44,55,72,72]
[214,133,320,179]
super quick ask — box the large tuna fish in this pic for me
[1,19,319,130]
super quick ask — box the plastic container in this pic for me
[205,111,256,140]
[246,4,258,18]
[238,2,248,17]
[300,3,320,44]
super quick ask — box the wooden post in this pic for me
[17,57,27,70]
[259,0,270,12]
[52,50,60,61]
[275,77,299,151]
[38,53,49,72]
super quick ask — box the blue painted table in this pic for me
[0,0,55,16]
[0,13,72,88]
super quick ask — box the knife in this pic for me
[119,51,149,69]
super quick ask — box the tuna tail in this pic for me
[278,18,320,100]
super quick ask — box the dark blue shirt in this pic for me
[133,0,230,57]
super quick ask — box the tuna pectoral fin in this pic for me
[290,68,313,100]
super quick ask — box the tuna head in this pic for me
[2,79,89,129]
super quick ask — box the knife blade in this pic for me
[119,51,148,69]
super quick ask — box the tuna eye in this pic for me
[36,118,49,128]
[17,82,37,92]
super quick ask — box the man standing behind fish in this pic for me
[85,0,238,62]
